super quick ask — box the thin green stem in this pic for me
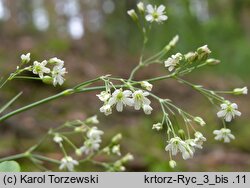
[32,154,61,164]
[0,153,28,162]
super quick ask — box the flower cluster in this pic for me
[98,89,153,115]
[165,132,206,160]
[19,53,67,86]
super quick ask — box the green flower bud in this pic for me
[127,9,138,22]
[197,45,211,60]
[184,52,198,62]
[178,129,186,140]
[233,87,248,95]
[169,160,177,168]
[42,76,53,85]
[112,133,122,144]
[206,58,220,65]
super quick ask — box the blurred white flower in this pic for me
[145,4,168,23]
[233,87,248,95]
[59,156,79,171]
[53,134,63,143]
[143,104,153,115]
[108,89,134,112]
[141,81,153,91]
[100,104,112,116]
[21,53,31,64]
[80,139,101,155]
[51,64,67,86]
[132,90,151,110]
[127,9,138,22]
[152,123,162,131]
[194,116,206,126]
[169,160,177,168]
[86,115,99,124]
[213,128,235,143]
[194,132,206,148]
[49,57,64,67]
[87,126,103,141]
[33,60,50,78]
[137,2,144,12]
[217,101,241,122]
[164,53,182,72]
[165,137,193,160]
[97,91,111,102]
[112,145,121,156]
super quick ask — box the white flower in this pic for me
[87,126,103,141]
[194,132,206,148]
[143,104,153,115]
[59,156,79,171]
[80,139,101,155]
[169,160,177,168]
[100,104,112,116]
[164,53,182,72]
[32,60,50,78]
[132,90,151,110]
[86,115,99,124]
[145,4,168,23]
[121,153,134,163]
[213,128,235,143]
[49,57,64,67]
[108,89,134,112]
[21,53,31,64]
[127,9,138,21]
[165,137,193,160]
[152,123,162,131]
[141,81,153,91]
[51,64,67,86]
[112,145,121,156]
[217,101,241,122]
[197,45,211,55]
[97,91,111,102]
[53,135,63,143]
[185,139,201,151]
[233,87,248,95]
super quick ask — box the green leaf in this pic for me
[0,161,21,172]
[0,92,23,114]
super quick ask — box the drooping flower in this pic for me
[59,156,79,171]
[194,132,206,148]
[21,53,31,64]
[51,64,67,86]
[100,104,112,116]
[217,101,241,122]
[194,116,206,126]
[152,123,162,131]
[165,137,194,160]
[143,104,153,115]
[145,4,168,23]
[32,60,50,78]
[108,89,134,112]
[164,53,182,72]
[141,81,153,91]
[213,128,235,143]
[132,90,151,110]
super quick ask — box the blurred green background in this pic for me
[0,0,249,171]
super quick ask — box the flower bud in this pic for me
[197,45,211,60]
[137,2,144,13]
[127,9,138,22]
[169,160,177,168]
[121,153,134,163]
[206,58,220,65]
[194,116,206,126]
[178,129,186,140]
[152,123,162,131]
[85,115,99,124]
[233,87,248,95]
[112,133,122,144]
[141,81,153,91]
[42,76,53,85]
[184,52,198,62]
[21,53,31,64]
[75,149,82,156]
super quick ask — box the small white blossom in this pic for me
[86,115,99,124]
[165,137,194,160]
[145,4,168,23]
[32,60,50,78]
[49,57,64,67]
[143,104,153,115]
[194,117,206,126]
[132,90,151,110]
[137,2,144,12]
[80,139,101,155]
[97,91,111,102]
[164,53,182,72]
[87,126,104,141]
[213,128,235,143]
[217,101,241,122]
[197,45,211,59]
[53,135,63,143]
[127,9,138,22]
[59,156,79,171]
[112,145,121,156]
[121,153,134,163]
[185,139,201,152]
[108,89,134,112]
[51,64,67,86]
[141,81,153,91]
[233,87,248,95]
[152,123,162,131]
[21,53,31,64]
[100,104,112,116]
